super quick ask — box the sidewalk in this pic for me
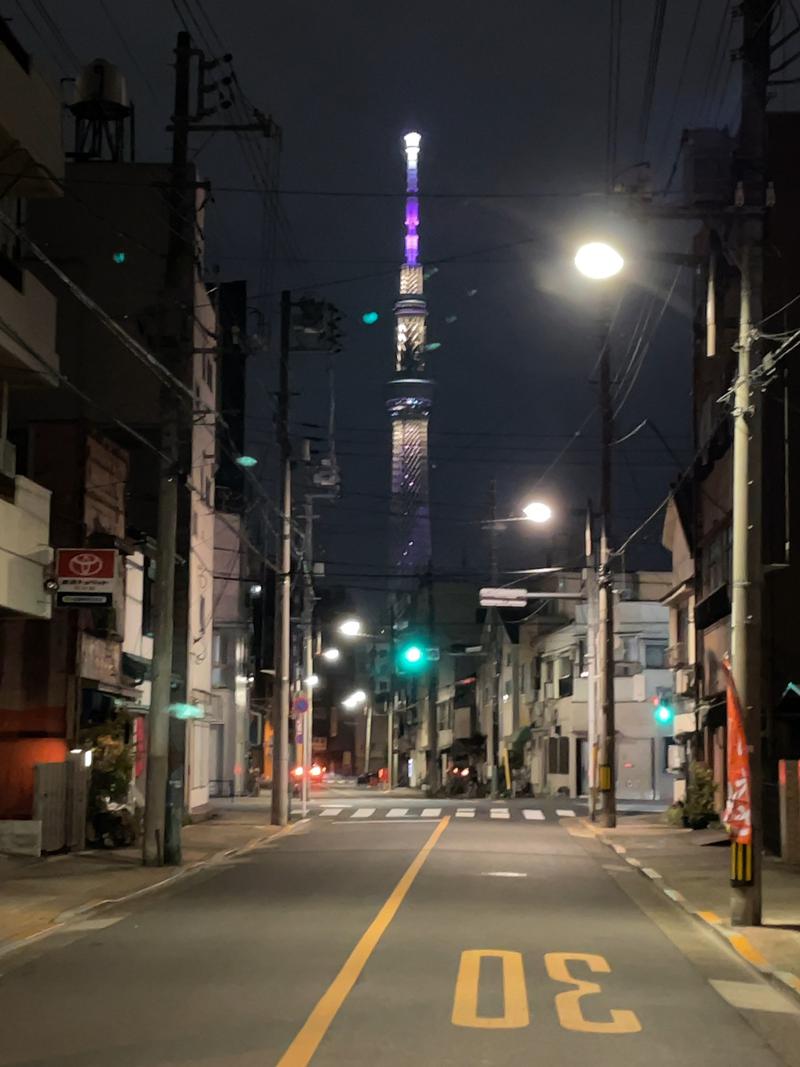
[580,813,800,1000]
[0,800,293,955]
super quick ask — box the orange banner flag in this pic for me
[722,657,752,846]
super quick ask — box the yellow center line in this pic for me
[277,816,451,1067]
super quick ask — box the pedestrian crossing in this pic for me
[313,804,578,823]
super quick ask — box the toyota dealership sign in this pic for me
[56,548,118,607]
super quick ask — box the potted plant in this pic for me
[683,763,718,830]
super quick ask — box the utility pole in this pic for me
[426,566,440,794]
[144,31,192,866]
[585,502,598,822]
[272,290,292,826]
[730,0,770,926]
[301,445,315,819]
[597,324,616,829]
[488,478,500,798]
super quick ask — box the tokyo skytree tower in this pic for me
[386,131,434,573]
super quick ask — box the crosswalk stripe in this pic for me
[352,808,375,819]
[490,808,510,819]
[556,809,576,817]
[387,808,408,818]
[522,809,545,820]
[421,807,442,818]
[456,809,475,818]
[320,808,343,817]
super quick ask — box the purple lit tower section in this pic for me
[386,131,434,573]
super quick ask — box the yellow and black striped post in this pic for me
[599,764,612,792]
[730,840,754,886]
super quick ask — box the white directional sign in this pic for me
[480,587,528,608]
[481,598,527,608]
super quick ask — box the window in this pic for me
[578,640,587,678]
[199,594,206,634]
[558,658,573,698]
[0,195,25,289]
[645,643,667,669]
[520,666,526,693]
[548,736,569,775]
[545,659,554,683]
[140,557,155,637]
[506,652,512,667]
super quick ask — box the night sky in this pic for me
[13,1,797,610]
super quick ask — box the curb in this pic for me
[580,819,800,1006]
[0,818,306,962]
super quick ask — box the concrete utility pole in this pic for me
[301,451,315,819]
[272,290,292,827]
[488,478,501,798]
[144,31,192,866]
[585,503,598,822]
[730,0,771,927]
[597,326,616,829]
[426,567,439,794]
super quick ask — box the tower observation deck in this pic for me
[386,131,434,573]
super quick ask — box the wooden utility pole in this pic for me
[597,326,616,828]
[488,478,501,798]
[730,0,771,926]
[272,290,292,827]
[143,31,192,866]
[426,566,439,794]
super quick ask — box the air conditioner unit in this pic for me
[667,744,685,773]
[675,666,696,696]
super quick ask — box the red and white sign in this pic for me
[56,548,118,607]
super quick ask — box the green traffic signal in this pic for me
[654,702,673,724]
[397,641,426,673]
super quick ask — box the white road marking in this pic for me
[490,808,510,819]
[710,979,800,1014]
[421,807,442,818]
[642,867,663,880]
[456,809,475,818]
[68,916,126,932]
[556,809,576,817]
[481,871,527,878]
[320,808,343,817]
[352,808,375,819]
[319,802,351,808]
[522,809,545,820]
[386,808,408,818]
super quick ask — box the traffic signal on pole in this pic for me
[653,695,674,725]
[397,640,426,674]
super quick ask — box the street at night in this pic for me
[2,800,800,1066]
[3,3,800,1064]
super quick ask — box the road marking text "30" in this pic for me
[452,950,641,1034]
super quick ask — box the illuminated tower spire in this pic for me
[386,131,433,573]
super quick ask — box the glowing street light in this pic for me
[235,454,259,468]
[338,618,363,638]
[523,500,553,524]
[304,674,320,688]
[574,242,624,281]
[321,647,341,662]
[342,689,367,710]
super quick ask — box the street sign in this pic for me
[293,694,309,714]
[56,548,118,608]
[480,598,527,608]
[480,587,530,600]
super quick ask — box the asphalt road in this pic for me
[1,798,799,1067]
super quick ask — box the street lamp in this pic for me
[342,689,366,710]
[574,241,624,280]
[321,647,340,662]
[522,500,553,524]
[338,618,363,638]
[304,674,320,688]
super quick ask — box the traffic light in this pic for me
[652,695,674,725]
[397,640,426,674]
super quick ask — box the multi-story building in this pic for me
[476,572,672,799]
[661,115,800,849]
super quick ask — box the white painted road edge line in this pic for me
[642,867,663,880]
[352,808,375,819]
[556,809,576,817]
[490,809,510,819]
[522,809,545,820]
[455,810,475,818]
[386,808,409,818]
[421,808,442,818]
[320,808,343,817]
